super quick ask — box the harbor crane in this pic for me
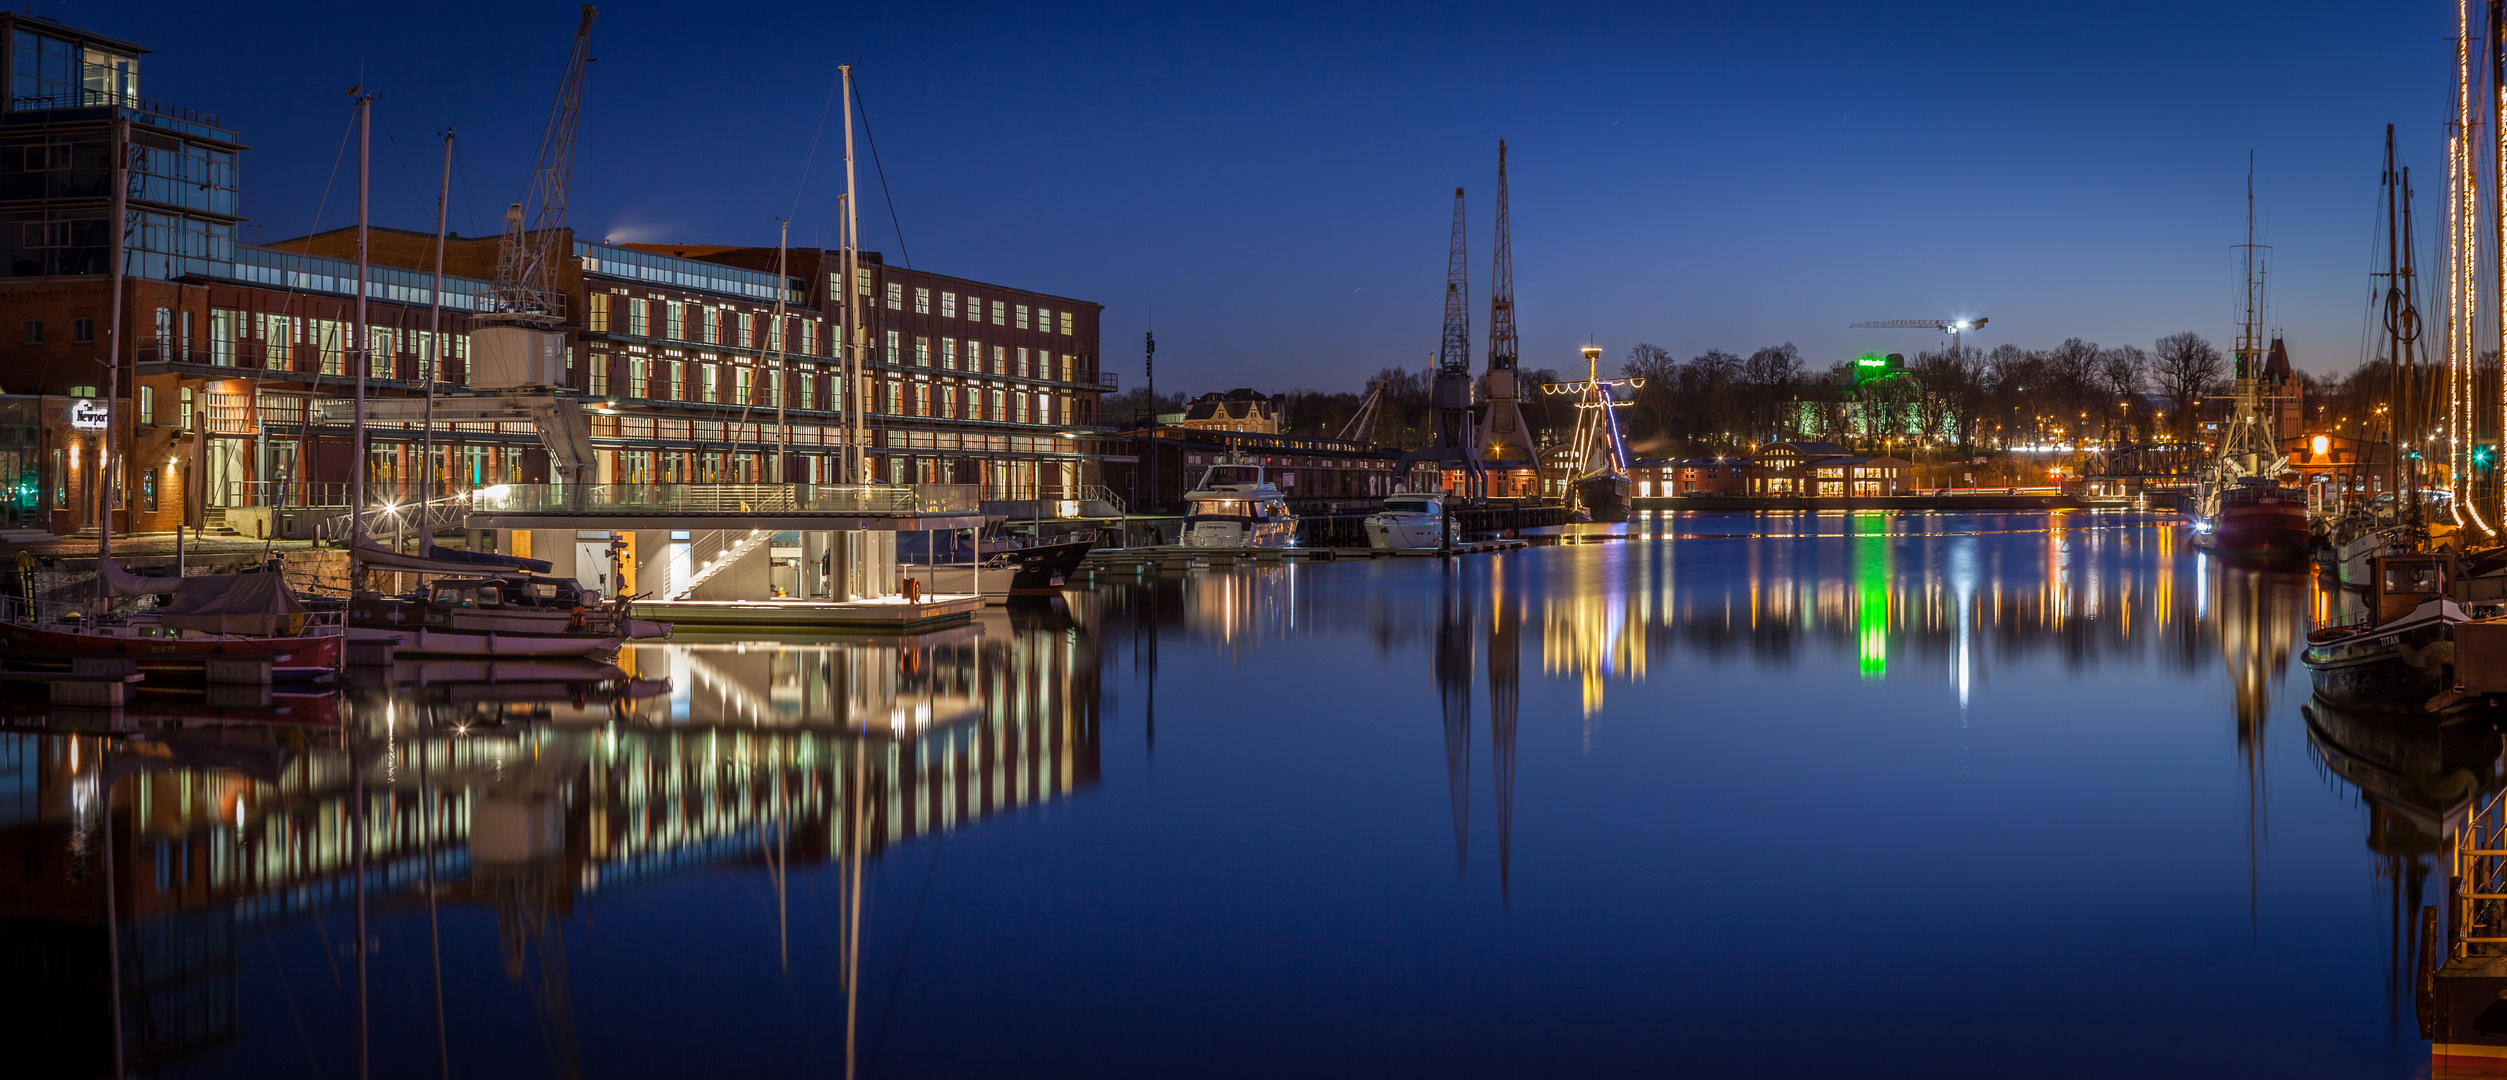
[487,4,598,328]
[1849,316,1988,355]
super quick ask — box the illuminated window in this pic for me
[1015,304,1029,330]
[941,291,958,318]
[886,281,903,310]
[1059,311,1073,335]
[991,300,1005,326]
[587,292,610,332]
[914,287,930,314]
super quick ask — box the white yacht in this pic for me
[1181,461,1299,548]
[1364,491,1456,550]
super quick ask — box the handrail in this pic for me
[470,483,980,515]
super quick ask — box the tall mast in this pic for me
[2454,0,2487,531]
[422,128,452,516]
[841,65,865,485]
[95,113,127,612]
[352,92,372,551]
[2492,0,2505,527]
[2385,125,2403,500]
[770,219,790,482]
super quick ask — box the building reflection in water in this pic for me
[0,597,1102,1077]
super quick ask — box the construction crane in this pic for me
[486,4,598,328]
[1481,140,1539,487]
[1849,316,1988,356]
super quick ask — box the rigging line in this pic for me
[852,74,913,270]
[861,828,945,1078]
[788,67,843,221]
[379,113,430,214]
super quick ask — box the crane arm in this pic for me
[490,5,597,323]
[1850,320,1949,329]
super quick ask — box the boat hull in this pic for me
[350,625,621,658]
[2302,605,2463,712]
[2192,502,2310,555]
[1575,475,1631,524]
[1365,513,1449,550]
[1182,520,1297,548]
[0,622,342,673]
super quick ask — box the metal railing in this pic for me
[225,481,352,508]
[317,495,469,543]
[2455,789,2507,960]
[11,88,224,128]
[469,483,980,516]
[1098,372,1120,389]
[1076,485,1127,514]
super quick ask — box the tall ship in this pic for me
[2186,172,2309,557]
[1553,343,1639,524]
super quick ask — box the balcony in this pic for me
[9,88,225,131]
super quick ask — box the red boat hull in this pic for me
[2192,502,2311,555]
[0,622,342,673]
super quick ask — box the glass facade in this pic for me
[9,29,137,110]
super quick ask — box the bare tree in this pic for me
[2152,332,2223,440]
[2096,344,2149,444]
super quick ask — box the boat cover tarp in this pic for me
[351,541,545,577]
[100,556,179,596]
[158,572,305,635]
[423,541,550,574]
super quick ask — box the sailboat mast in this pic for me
[352,92,372,550]
[841,65,865,485]
[771,220,789,482]
[422,129,452,515]
[2476,0,2496,528]
[2386,125,2404,500]
[95,113,126,614]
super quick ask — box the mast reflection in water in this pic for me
[2,509,2471,1078]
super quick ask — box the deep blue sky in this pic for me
[91,0,2450,391]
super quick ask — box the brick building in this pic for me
[0,12,1111,537]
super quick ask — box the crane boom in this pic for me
[489,5,597,325]
[1850,319,1974,330]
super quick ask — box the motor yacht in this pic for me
[1181,461,1298,548]
[1365,491,1457,550]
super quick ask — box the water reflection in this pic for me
[6,511,2457,1076]
[0,598,1101,1077]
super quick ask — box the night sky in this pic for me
[87,0,2452,391]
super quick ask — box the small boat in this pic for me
[349,576,630,658]
[1365,491,1457,550]
[0,566,343,676]
[1181,460,1298,548]
[2303,552,2471,713]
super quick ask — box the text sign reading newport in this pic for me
[68,401,107,430]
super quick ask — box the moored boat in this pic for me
[1365,491,1457,550]
[2304,552,2472,713]
[1181,461,1298,548]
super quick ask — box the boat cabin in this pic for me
[424,577,596,611]
[2375,553,2453,624]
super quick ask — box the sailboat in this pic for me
[1551,344,1636,524]
[2324,126,2434,588]
[2185,169,2309,556]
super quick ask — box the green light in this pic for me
[1855,512,1889,680]
[1856,356,1888,367]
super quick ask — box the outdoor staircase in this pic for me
[668,529,771,600]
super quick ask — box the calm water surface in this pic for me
[6,510,2471,1078]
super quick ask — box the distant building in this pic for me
[1173,388,1277,434]
[1747,441,1908,497]
[1632,457,1747,497]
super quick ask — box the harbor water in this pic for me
[3,510,2451,1077]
